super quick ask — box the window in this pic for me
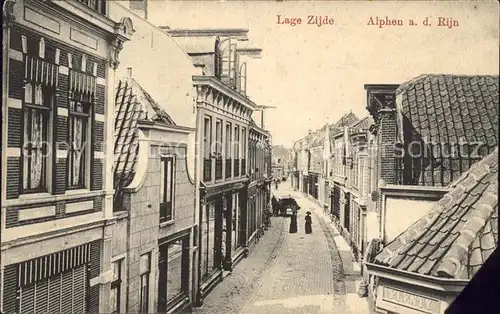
[201,203,216,280]
[353,152,358,188]
[225,122,232,158]
[233,125,240,159]
[166,240,184,302]
[215,119,222,156]
[67,91,91,189]
[22,83,52,193]
[158,238,188,311]
[241,128,246,158]
[110,259,122,314]
[204,116,212,159]
[160,157,175,223]
[139,253,151,314]
[22,36,57,194]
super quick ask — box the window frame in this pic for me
[204,116,212,159]
[160,156,176,223]
[139,253,151,314]
[241,128,246,159]
[225,122,232,158]
[158,237,190,311]
[110,259,122,314]
[233,125,240,159]
[215,118,223,156]
[67,88,92,190]
[21,53,55,195]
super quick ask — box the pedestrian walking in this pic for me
[305,211,312,234]
[289,213,298,233]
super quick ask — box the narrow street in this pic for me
[193,181,369,314]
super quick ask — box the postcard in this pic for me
[1,1,498,313]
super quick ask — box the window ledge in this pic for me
[159,220,175,228]
[65,188,90,196]
[6,190,105,207]
[113,211,129,220]
[18,192,52,200]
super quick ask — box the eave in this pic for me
[364,262,468,293]
[138,120,195,134]
[380,184,450,199]
[163,28,249,40]
[193,75,258,111]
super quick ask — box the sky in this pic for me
[147,0,499,148]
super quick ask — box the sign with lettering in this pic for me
[382,286,440,314]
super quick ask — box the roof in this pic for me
[396,74,499,148]
[168,36,217,54]
[113,78,176,207]
[351,116,374,132]
[329,112,360,147]
[373,148,498,280]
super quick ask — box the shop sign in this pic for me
[382,286,440,314]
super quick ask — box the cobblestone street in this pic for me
[192,182,370,314]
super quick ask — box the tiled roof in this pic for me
[334,111,359,129]
[329,112,360,147]
[114,78,175,207]
[396,74,499,148]
[373,148,498,280]
[350,116,374,132]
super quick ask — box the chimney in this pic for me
[308,129,312,135]
[127,67,132,77]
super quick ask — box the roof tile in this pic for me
[113,77,176,208]
[373,148,498,279]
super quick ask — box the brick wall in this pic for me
[378,111,397,185]
[6,25,107,199]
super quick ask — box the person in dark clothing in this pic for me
[305,211,312,234]
[289,212,298,233]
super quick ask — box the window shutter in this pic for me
[20,285,35,313]
[73,266,87,313]
[61,270,73,312]
[48,276,62,313]
[35,280,49,312]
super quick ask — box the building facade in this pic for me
[366,148,498,314]
[248,122,273,249]
[363,75,499,312]
[112,77,197,314]
[1,0,134,312]
[162,28,268,304]
[365,75,498,247]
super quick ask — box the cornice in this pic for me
[193,75,258,111]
